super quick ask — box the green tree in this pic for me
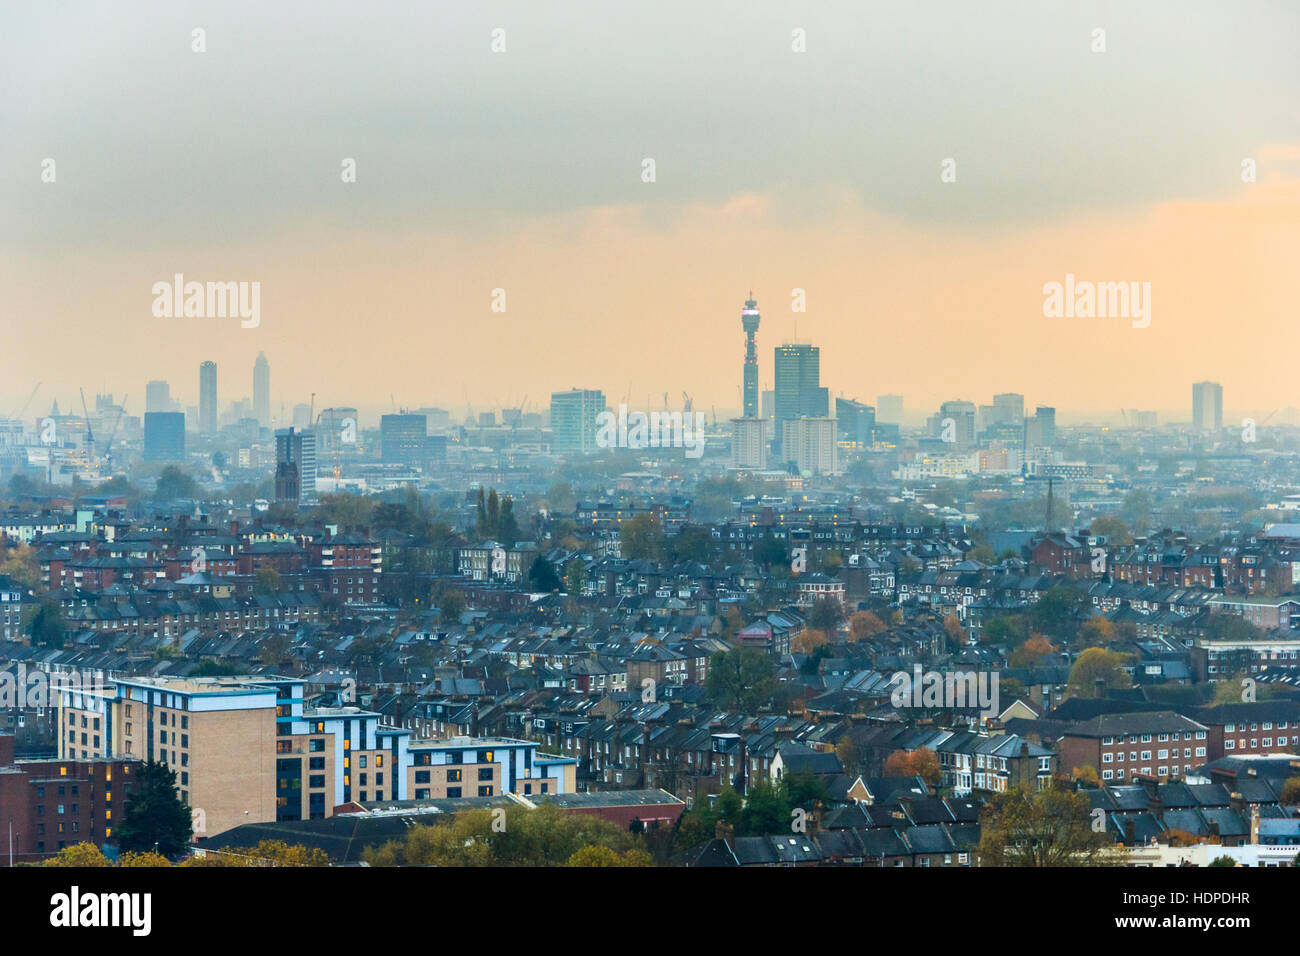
[620,513,665,561]
[154,465,201,502]
[1031,584,1089,643]
[23,597,66,649]
[807,596,844,632]
[114,760,193,858]
[1066,647,1132,698]
[705,647,777,712]
[254,566,282,594]
[563,558,588,595]
[526,555,561,592]
[978,786,1121,866]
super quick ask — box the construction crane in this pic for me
[682,391,693,413]
[79,388,95,467]
[101,394,128,472]
[8,382,40,421]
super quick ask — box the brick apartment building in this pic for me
[0,733,138,863]
[1058,711,1209,783]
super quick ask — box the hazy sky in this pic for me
[2,1,1297,424]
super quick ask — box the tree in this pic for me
[254,566,282,594]
[1280,777,1300,804]
[435,588,466,622]
[882,747,940,786]
[982,614,1030,647]
[739,779,789,835]
[1204,613,1263,644]
[0,540,40,589]
[1009,634,1057,668]
[807,597,844,632]
[1066,647,1132,698]
[566,845,652,867]
[544,482,576,514]
[154,465,201,502]
[704,647,777,712]
[849,610,887,641]
[114,760,193,858]
[943,614,966,648]
[1072,765,1100,787]
[1079,617,1118,647]
[562,558,588,596]
[1208,855,1237,867]
[978,786,1121,866]
[753,533,787,569]
[791,628,829,655]
[1031,584,1089,643]
[42,843,112,867]
[260,631,292,667]
[184,840,331,867]
[364,802,644,867]
[620,513,665,561]
[23,597,66,649]
[1089,516,1133,547]
[526,555,561,592]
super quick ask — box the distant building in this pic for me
[145,380,171,414]
[275,427,317,505]
[550,389,606,456]
[253,352,270,428]
[836,398,876,448]
[143,412,186,462]
[741,294,761,418]
[1193,381,1223,431]
[1025,405,1056,447]
[781,417,838,475]
[381,413,427,465]
[0,734,137,863]
[877,394,904,425]
[773,344,827,459]
[198,361,217,436]
[730,418,768,469]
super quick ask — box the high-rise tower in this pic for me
[199,361,217,436]
[253,352,270,428]
[742,294,760,418]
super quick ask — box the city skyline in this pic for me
[2,2,1297,414]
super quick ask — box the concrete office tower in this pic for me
[773,344,827,459]
[781,417,838,476]
[877,394,904,425]
[143,412,185,461]
[1025,405,1057,447]
[145,380,172,414]
[199,361,217,435]
[992,392,1025,424]
[836,397,876,448]
[1193,381,1223,431]
[929,400,977,446]
[730,418,768,470]
[292,404,312,429]
[253,352,270,427]
[741,294,761,418]
[381,413,428,465]
[550,389,606,456]
[274,427,317,505]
